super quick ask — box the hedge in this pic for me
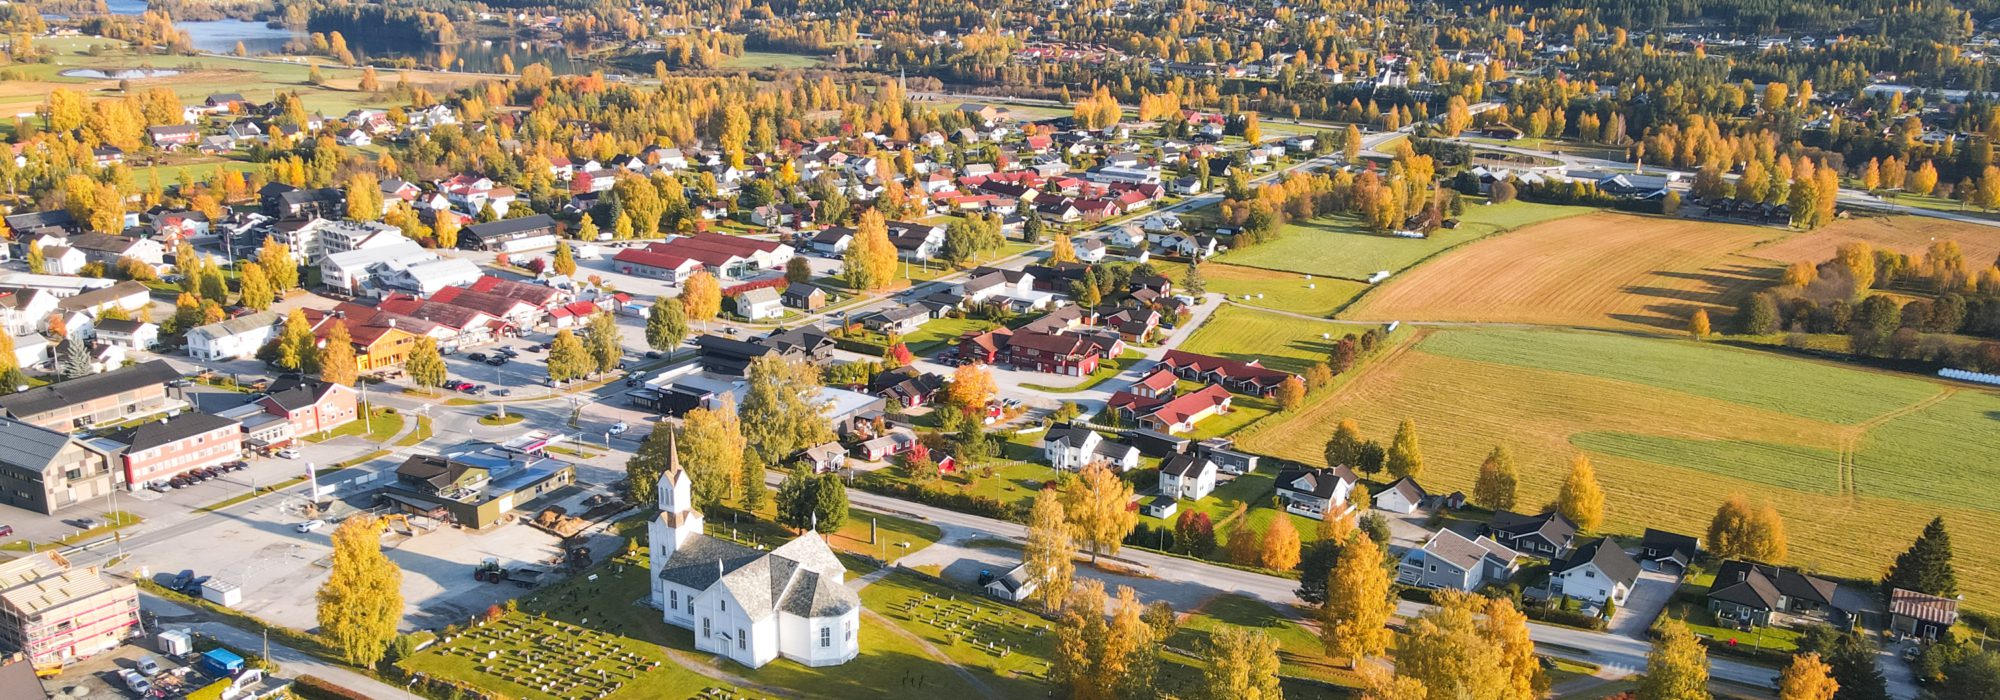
[293,675,371,700]
[1523,605,1608,631]
[858,478,1026,522]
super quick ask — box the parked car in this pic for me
[485,357,507,366]
[64,517,100,530]
[0,525,12,538]
[135,656,162,677]
[468,353,488,362]
[121,669,152,694]
[644,351,664,359]
[166,378,193,388]
[279,446,303,459]
[296,519,326,533]
[608,421,629,435]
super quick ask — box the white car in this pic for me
[608,421,630,435]
[122,669,152,694]
[277,448,300,459]
[295,519,326,533]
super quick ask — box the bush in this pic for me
[1524,604,1608,631]
[293,675,372,700]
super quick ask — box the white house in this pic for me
[1549,537,1641,608]
[1041,423,1140,472]
[92,319,158,350]
[1075,238,1108,263]
[1374,476,1428,515]
[1273,466,1357,520]
[1141,212,1183,233]
[734,288,785,321]
[982,563,1038,603]
[186,310,284,361]
[648,436,861,669]
[1157,453,1216,501]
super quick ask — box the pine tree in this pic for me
[1384,419,1424,478]
[1182,260,1206,296]
[1473,445,1519,511]
[1883,516,1955,597]
[1558,453,1605,533]
[316,517,402,667]
[57,335,92,379]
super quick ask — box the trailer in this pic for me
[506,566,546,588]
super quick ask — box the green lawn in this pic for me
[1213,200,1585,280]
[724,51,826,69]
[1187,395,1277,441]
[864,457,1056,513]
[395,415,434,447]
[1570,433,1843,495]
[301,408,403,443]
[1171,594,1357,687]
[1177,304,1368,374]
[903,317,997,354]
[1416,329,1943,425]
[1203,264,1369,318]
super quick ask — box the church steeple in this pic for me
[655,428,701,557]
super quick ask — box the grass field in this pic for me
[1748,214,2000,268]
[0,40,481,120]
[1239,327,2000,612]
[1213,199,1588,280]
[725,51,826,69]
[1171,594,1358,686]
[1346,212,1788,332]
[1203,264,1369,317]
[1177,304,1381,374]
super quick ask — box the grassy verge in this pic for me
[478,413,526,426]
[302,408,403,443]
[394,416,432,447]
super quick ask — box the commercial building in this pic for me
[103,412,243,488]
[382,434,576,529]
[0,551,140,667]
[0,418,120,515]
[0,360,183,431]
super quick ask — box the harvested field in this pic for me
[1240,328,2000,612]
[1748,215,2000,267]
[1345,212,1787,332]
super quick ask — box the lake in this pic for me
[102,0,299,55]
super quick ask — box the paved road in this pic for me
[820,475,1802,690]
[142,592,423,699]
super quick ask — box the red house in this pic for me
[956,327,1013,365]
[255,380,361,440]
[1001,330,1117,376]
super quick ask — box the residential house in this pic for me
[1273,466,1358,520]
[647,455,859,669]
[91,319,157,350]
[867,367,943,409]
[1706,560,1839,627]
[1001,329,1117,376]
[0,360,182,431]
[1142,496,1178,519]
[809,229,853,256]
[1889,589,1960,641]
[797,442,848,474]
[1157,453,1216,500]
[104,412,242,488]
[1483,510,1580,559]
[1374,476,1429,515]
[854,428,921,462]
[146,125,200,149]
[782,284,827,311]
[1550,538,1641,607]
[0,551,139,667]
[1157,350,1296,397]
[1195,437,1259,475]
[1041,423,1141,472]
[0,418,120,515]
[885,221,946,261]
[1107,384,1233,434]
[857,305,929,336]
[260,184,345,220]
[1398,529,1522,591]
[253,379,359,443]
[734,288,785,321]
[187,310,284,361]
[1639,529,1702,574]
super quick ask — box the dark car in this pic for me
[468,353,488,362]
[65,517,101,530]
[644,351,663,359]
[485,357,507,366]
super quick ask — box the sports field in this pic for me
[1239,328,2000,611]
[1345,212,1786,332]
[1212,199,1587,280]
[1748,215,2000,268]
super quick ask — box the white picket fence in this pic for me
[1939,368,2000,386]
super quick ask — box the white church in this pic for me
[646,434,861,669]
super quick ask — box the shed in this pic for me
[201,579,243,608]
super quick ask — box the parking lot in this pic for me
[42,635,196,700]
[132,479,626,635]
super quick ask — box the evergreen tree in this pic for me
[1883,516,1956,597]
[57,335,92,379]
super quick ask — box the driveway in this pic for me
[1608,570,1678,638]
